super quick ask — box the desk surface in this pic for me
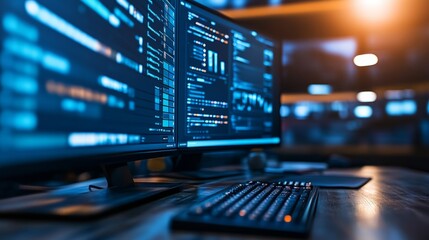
[0,166,428,240]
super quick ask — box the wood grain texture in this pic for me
[0,167,428,240]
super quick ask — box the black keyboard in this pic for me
[172,180,319,237]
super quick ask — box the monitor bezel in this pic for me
[0,149,178,180]
[177,0,282,153]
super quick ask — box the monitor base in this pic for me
[0,183,181,220]
[0,163,182,220]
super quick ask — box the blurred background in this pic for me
[0,2,426,238]
[2,0,428,193]
[196,0,429,170]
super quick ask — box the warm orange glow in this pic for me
[46,81,108,104]
[281,92,358,104]
[147,158,167,172]
[55,205,96,215]
[239,210,246,217]
[352,0,398,24]
[284,215,292,223]
[354,54,378,67]
[222,0,346,19]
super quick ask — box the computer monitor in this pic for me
[0,0,182,217]
[177,0,281,151]
[0,0,177,177]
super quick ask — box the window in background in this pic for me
[367,28,429,87]
[386,100,417,117]
[354,106,373,118]
[282,38,358,93]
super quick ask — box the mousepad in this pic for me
[279,174,371,189]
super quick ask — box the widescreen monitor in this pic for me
[0,0,177,174]
[177,0,281,149]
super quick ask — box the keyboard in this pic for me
[172,180,319,237]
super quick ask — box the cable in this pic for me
[88,185,104,192]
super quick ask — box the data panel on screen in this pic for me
[177,1,280,148]
[0,0,176,164]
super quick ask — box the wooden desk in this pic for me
[0,167,428,240]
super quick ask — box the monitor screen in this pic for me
[0,0,177,167]
[177,1,281,149]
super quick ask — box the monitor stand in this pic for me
[0,162,182,220]
[165,153,243,180]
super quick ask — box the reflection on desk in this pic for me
[0,167,428,240]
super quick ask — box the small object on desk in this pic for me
[245,152,267,171]
[172,180,319,237]
[276,174,371,189]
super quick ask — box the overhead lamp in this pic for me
[354,54,378,67]
[357,91,377,103]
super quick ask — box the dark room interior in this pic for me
[0,0,428,239]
